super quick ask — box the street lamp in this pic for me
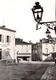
[31,2,43,23]
[31,2,56,34]
[32,2,43,30]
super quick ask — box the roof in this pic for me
[15,38,32,45]
[0,25,16,32]
[32,42,40,45]
[40,38,56,43]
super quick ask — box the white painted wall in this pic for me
[15,44,32,61]
[0,28,15,60]
[42,43,56,53]
[42,43,56,60]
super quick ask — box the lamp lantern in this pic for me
[31,2,43,23]
[31,1,56,34]
[45,28,51,37]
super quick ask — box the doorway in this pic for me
[23,57,27,61]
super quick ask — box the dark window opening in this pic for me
[23,57,27,60]
[0,49,2,59]
[0,35,2,42]
[7,36,9,42]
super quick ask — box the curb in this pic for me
[40,66,54,80]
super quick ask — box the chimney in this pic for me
[29,40,32,43]
[2,25,6,28]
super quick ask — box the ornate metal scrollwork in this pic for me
[39,21,56,30]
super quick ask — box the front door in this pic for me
[0,49,2,59]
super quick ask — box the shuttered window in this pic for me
[52,46,55,52]
[6,36,11,43]
[7,36,9,43]
[2,35,4,43]
[9,36,11,43]
[45,48,48,54]
[0,34,2,42]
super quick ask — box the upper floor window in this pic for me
[45,48,48,54]
[0,34,2,42]
[52,46,55,52]
[22,45,23,47]
[26,45,28,47]
[17,51,19,55]
[46,43,48,47]
[7,36,9,43]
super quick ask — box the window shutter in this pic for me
[2,35,4,43]
[6,35,10,43]
[0,34,2,42]
[6,36,7,43]
[9,36,11,43]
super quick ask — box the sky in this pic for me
[0,0,55,43]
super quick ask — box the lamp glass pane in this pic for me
[34,12,41,22]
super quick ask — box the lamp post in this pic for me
[31,2,56,34]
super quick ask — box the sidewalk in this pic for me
[40,65,55,80]
[19,61,55,64]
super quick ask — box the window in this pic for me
[5,49,10,56]
[45,48,48,54]
[22,45,23,47]
[26,45,28,47]
[52,46,55,52]
[5,51,9,56]
[17,51,19,55]
[46,44,48,47]
[2,35,4,43]
[0,34,2,42]
[26,49,28,53]
[7,36,9,42]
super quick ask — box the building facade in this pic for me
[32,42,42,61]
[32,38,56,61]
[0,25,16,61]
[1,25,56,62]
[41,38,56,60]
[15,38,32,62]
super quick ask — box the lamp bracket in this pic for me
[39,21,56,30]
